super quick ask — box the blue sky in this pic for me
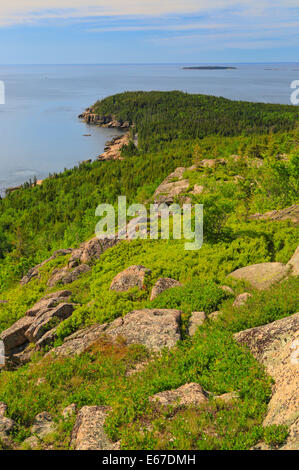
[0,1,298,64]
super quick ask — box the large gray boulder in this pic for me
[51,309,182,357]
[25,290,72,317]
[110,265,151,292]
[235,312,299,450]
[71,406,119,450]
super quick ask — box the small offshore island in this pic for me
[182,66,237,70]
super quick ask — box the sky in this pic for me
[0,1,298,64]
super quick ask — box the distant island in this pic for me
[182,66,237,70]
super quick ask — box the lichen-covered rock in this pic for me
[214,392,239,402]
[31,412,55,438]
[190,184,204,195]
[220,285,234,296]
[47,264,90,287]
[153,167,189,204]
[234,312,299,450]
[71,406,119,450]
[150,277,181,301]
[233,292,252,307]
[187,312,206,336]
[0,316,34,354]
[229,263,290,290]
[110,265,151,292]
[149,383,208,408]
[250,204,299,225]
[51,309,182,357]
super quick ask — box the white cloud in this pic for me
[0,1,298,27]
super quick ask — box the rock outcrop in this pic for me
[150,277,181,301]
[150,383,208,408]
[235,312,299,450]
[153,167,189,205]
[20,249,72,285]
[0,316,34,354]
[233,292,252,307]
[249,204,299,225]
[0,292,76,362]
[51,309,182,357]
[71,406,119,450]
[229,263,291,290]
[209,311,222,321]
[31,412,56,439]
[199,158,226,169]
[110,265,151,292]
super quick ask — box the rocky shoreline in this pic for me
[78,107,131,129]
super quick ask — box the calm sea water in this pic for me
[0,63,298,192]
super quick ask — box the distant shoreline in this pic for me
[182,66,237,70]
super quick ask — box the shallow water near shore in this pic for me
[0,63,298,192]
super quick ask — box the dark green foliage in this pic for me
[148,280,228,314]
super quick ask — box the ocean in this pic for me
[0,63,298,193]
